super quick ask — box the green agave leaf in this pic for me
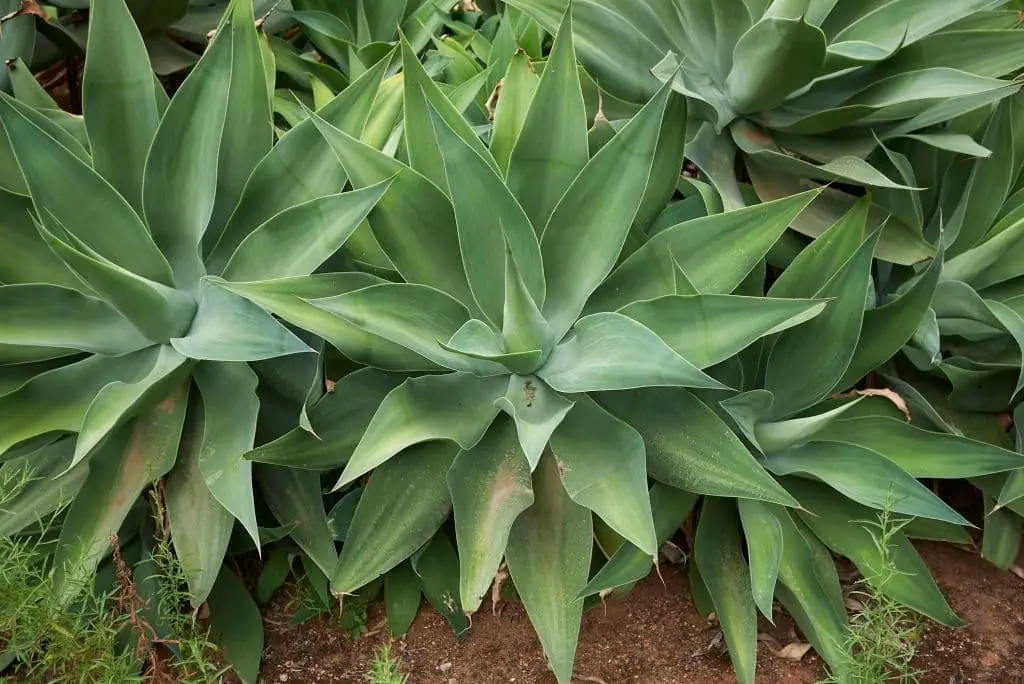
[734,123,915,190]
[786,478,962,627]
[737,499,783,621]
[749,166,935,266]
[74,345,191,465]
[506,452,592,684]
[550,394,657,554]
[635,93,688,232]
[441,320,543,377]
[447,416,534,613]
[206,55,393,271]
[310,282,502,373]
[207,566,264,684]
[981,496,1022,570]
[490,50,540,173]
[0,351,174,458]
[170,281,313,361]
[0,284,150,357]
[506,6,588,232]
[538,313,727,393]
[411,530,471,639]
[769,195,867,299]
[769,506,849,675]
[726,17,826,115]
[143,1,233,290]
[166,395,234,606]
[590,191,819,311]
[749,398,866,453]
[52,383,188,604]
[806,416,1024,477]
[246,368,405,470]
[502,251,555,358]
[765,230,881,418]
[832,0,1007,52]
[256,466,337,577]
[597,388,798,506]
[205,0,274,244]
[579,483,698,598]
[193,362,262,550]
[765,441,969,525]
[334,372,505,489]
[384,562,422,638]
[539,80,672,339]
[619,294,827,369]
[495,374,575,470]
[428,103,545,326]
[221,182,390,282]
[695,498,756,684]
[310,115,475,305]
[946,99,1016,254]
[38,221,196,343]
[0,95,173,286]
[839,244,943,389]
[213,276,436,372]
[333,442,458,594]
[83,0,161,213]
[402,39,497,190]
[0,191,79,289]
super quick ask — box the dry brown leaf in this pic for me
[775,642,813,660]
[490,563,509,615]
[845,597,864,612]
[0,0,46,26]
[1011,565,1024,581]
[834,388,911,421]
[758,633,813,660]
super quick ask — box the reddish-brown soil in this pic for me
[260,542,1024,684]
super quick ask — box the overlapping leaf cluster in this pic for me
[3,2,1024,684]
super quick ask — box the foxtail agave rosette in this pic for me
[226,12,858,683]
[504,0,1024,246]
[0,0,396,647]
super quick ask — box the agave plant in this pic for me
[0,0,396,633]
[503,0,1024,224]
[221,11,1024,682]
[826,91,1024,572]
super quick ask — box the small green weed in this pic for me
[0,472,226,683]
[147,488,230,683]
[822,494,922,684]
[0,464,140,683]
[365,642,409,684]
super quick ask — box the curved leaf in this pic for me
[597,388,798,506]
[448,416,534,613]
[170,281,312,361]
[53,383,188,604]
[538,313,727,393]
[550,395,657,554]
[333,442,458,594]
[0,284,151,356]
[620,294,827,369]
[695,497,756,684]
[335,373,505,489]
[766,441,969,525]
[496,374,575,470]
[506,452,592,684]
[221,183,390,282]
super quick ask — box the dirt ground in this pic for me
[259,542,1024,684]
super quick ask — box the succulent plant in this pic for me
[218,10,1024,682]
[502,0,1024,224]
[0,0,393,621]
